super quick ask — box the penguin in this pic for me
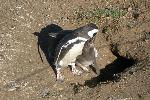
[75,36,100,75]
[53,23,99,81]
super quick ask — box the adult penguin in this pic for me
[53,23,99,81]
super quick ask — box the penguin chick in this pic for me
[75,37,100,75]
[53,23,99,82]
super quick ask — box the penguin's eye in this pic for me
[93,33,97,37]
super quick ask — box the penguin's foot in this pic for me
[69,63,82,75]
[57,74,64,82]
[72,66,82,75]
[56,68,64,82]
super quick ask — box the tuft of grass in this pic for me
[74,7,127,23]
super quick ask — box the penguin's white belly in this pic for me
[59,42,85,67]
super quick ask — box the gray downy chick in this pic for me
[53,23,99,82]
[75,37,100,75]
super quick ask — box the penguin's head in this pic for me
[74,23,99,39]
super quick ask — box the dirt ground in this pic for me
[0,0,150,100]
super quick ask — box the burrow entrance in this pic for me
[83,44,136,88]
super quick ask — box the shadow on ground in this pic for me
[84,56,135,88]
[33,24,72,75]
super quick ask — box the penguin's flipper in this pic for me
[92,59,100,75]
[70,63,83,75]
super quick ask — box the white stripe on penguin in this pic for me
[88,29,99,38]
[63,37,87,48]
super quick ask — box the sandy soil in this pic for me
[0,0,150,100]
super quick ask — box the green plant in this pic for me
[74,7,127,23]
